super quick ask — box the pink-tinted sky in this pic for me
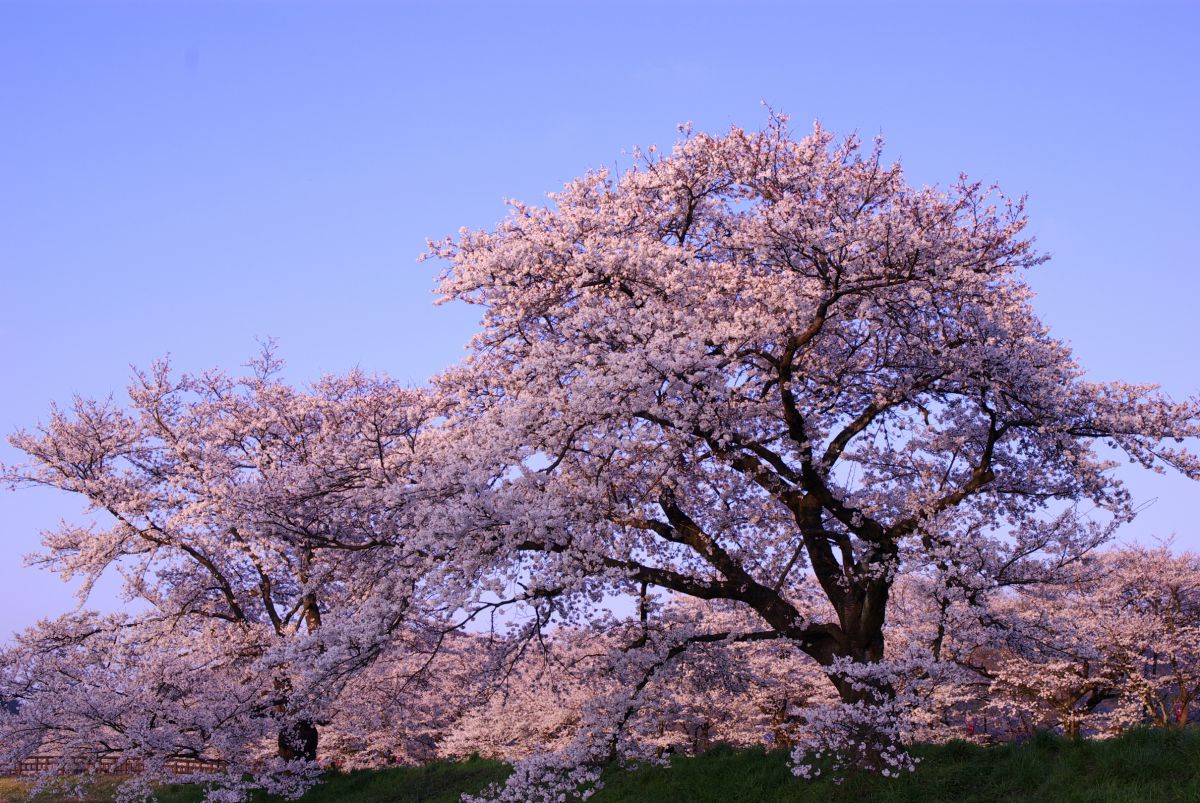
[1,0,1197,639]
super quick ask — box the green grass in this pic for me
[594,728,1200,802]
[152,756,509,803]
[7,729,1199,802]
[0,775,130,803]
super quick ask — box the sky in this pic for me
[1,0,1198,640]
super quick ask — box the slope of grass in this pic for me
[6,728,1198,802]
[0,776,129,803]
[152,757,509,803]
[595,728,1200,802]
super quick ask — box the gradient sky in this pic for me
[1,1,1198,640]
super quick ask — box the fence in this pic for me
[12,755,223,777]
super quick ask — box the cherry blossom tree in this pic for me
[441,597,834,763]
[980,575,1127,739]
[974,545,1200,739]
[0,351,471,801]
[427,113,1200,796]
[1096,545,1200,729]
[320,630,503,769]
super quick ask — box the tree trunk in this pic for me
[828,577,893,696]
[278,577,322,761]
[278,720,319,762]
[823,589,904,773]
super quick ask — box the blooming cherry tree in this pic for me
[977,545,1200,738]
[427,113,1200,795]
[1097,546,1200,729]
[0,351,465,800]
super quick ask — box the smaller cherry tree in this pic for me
[0,351,468,801]
[983,596,1124,739]
[320,631,502,769]
[1098,545,1200,729]
[977,546,1200,738]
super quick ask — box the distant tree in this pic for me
[1097,546,1200,728]
[979,545,1200,738]
[320,630,502,770]
[427,114,1200,799]
[437,598,834,764]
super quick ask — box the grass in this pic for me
[4,728,1198,802]
[160,756,508,803]
[0,776,130,803]
[595,728,1200,802]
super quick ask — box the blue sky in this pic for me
[1,1,1197,638]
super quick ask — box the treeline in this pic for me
[315,545,1199,769]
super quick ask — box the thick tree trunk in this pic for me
[278,720,319,762]
[277,580,322,762]
[819,584,905,773]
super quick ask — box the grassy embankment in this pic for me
[3,728,1197,802]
